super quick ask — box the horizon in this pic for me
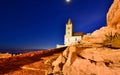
[0,0,113,49]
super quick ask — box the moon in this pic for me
[66,0,71,3]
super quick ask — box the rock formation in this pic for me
[62,46,120,75]
[82,0,120,44]
[49,0,120,75]
[107,0,120,29]
[51,45,120,75]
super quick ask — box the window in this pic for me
[68,27,70,29]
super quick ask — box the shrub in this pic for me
[103,32,120,49]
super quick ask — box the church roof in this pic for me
[67,18,72,25]
[73,32,84,36]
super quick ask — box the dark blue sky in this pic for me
[0,0,113,49]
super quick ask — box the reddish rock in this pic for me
[107,0,120,29]
[52,46,120,75]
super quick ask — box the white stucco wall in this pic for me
[56,44,67,48]
[65,36,82,46]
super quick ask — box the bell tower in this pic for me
[65,18,73,37]
[64,18,73,45]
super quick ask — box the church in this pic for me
[57,19,84,48]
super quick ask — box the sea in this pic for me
[0,49,45,54]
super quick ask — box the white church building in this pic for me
[57,19,84,48]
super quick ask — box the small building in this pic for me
[57,19,84,48]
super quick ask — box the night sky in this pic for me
[0,0,113,49]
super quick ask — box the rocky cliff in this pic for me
[51,45,120,75]
[107,0,120,29]
[48,0,120,75]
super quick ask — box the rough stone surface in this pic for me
[82,26,120,45]
[107,0,120,29]
[82,27,114,44]
[52,54,66,74]
[52,45,120,75]
[82,27,108,44]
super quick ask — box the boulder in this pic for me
[62,46,120,75]
[52,54,66,74]
[82,27,113,44]
[107,0,120,29]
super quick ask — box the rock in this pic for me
[52,54,66,74]
[51,44,120,75]
[82,26,120,45]
[51,46,83,75]
[107,0,120,29]
[63,46,78,66]
[82,27,111,44]
[51,42,120,75]
[62,46,120,75]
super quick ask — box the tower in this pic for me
[65,19,73,37]
[64,19,73,45]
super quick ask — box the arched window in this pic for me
[68,27,70,30]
